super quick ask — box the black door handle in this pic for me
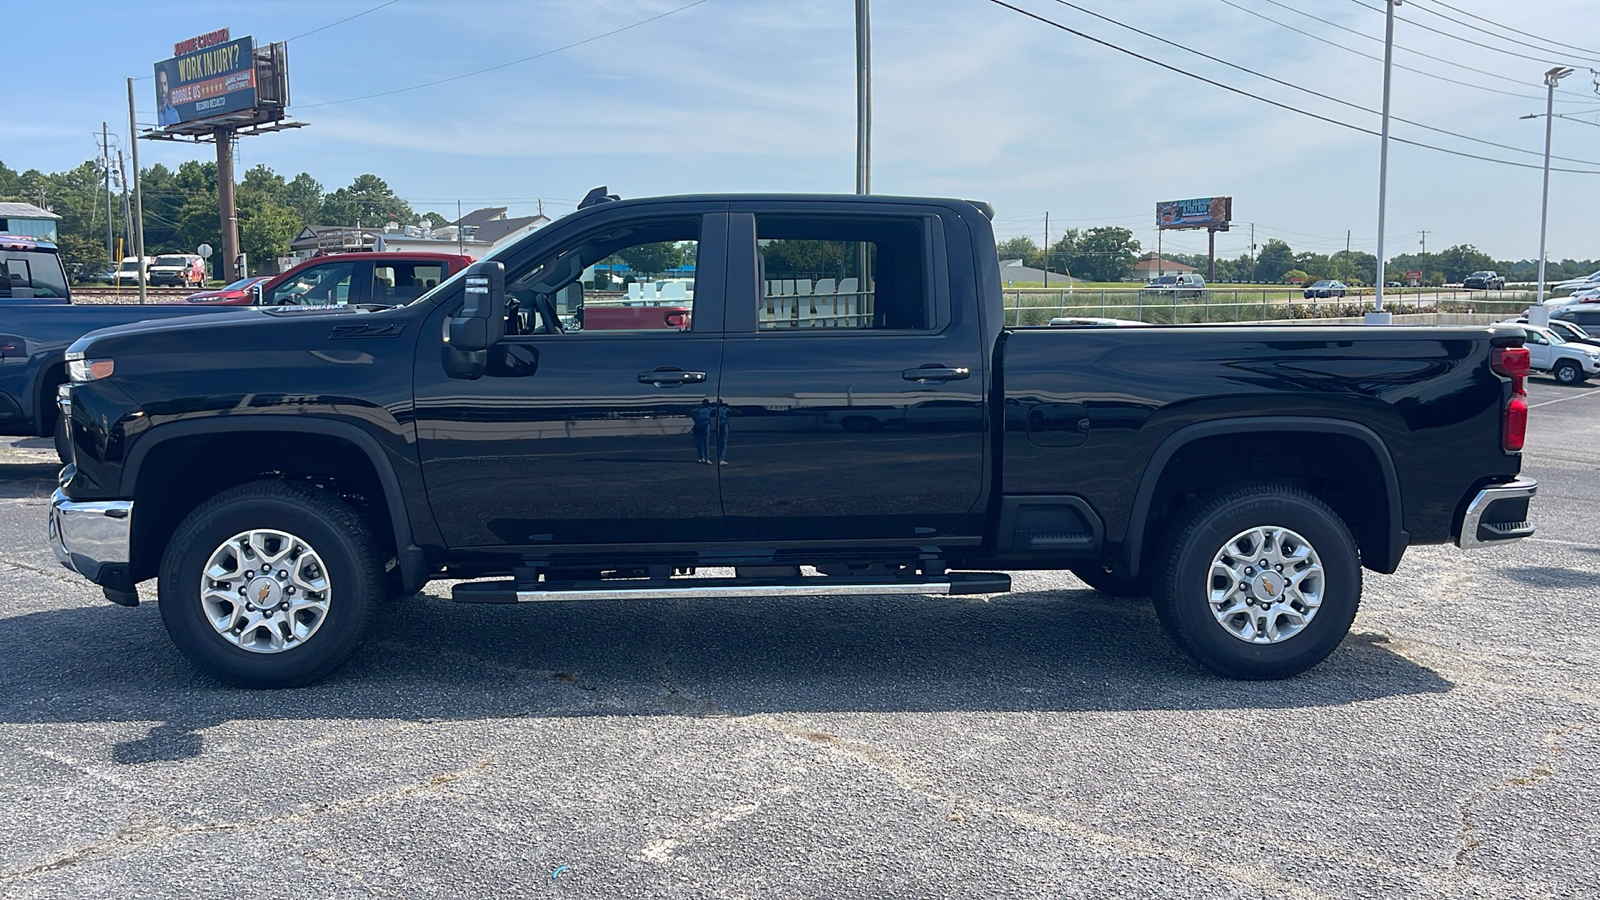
[902,366,970,383]
[638,368,707,386]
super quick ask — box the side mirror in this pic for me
[447,261,506,353]
[251,282,264,305]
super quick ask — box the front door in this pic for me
[413,208,728,548]
[715,208,988,542]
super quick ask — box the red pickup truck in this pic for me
[173,252,474,307]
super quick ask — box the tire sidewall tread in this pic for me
[1153,483,1362,680]
[158,480,384,688]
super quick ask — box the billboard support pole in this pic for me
[1156,229,1162,279]
[1207,228,1216,282]
[215,126,239,282]
[127,78,147,304]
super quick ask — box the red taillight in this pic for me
[1493,346,1530,379]
[1493,346,1530,452]
[1504,394,1528,451]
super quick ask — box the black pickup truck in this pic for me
[49,193,1537,688]
[1,236,232,458]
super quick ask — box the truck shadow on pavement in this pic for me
[0,588,1452,765]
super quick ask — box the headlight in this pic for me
[66,352,114,383]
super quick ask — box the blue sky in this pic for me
[6,0,1599,262]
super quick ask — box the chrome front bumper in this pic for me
[1456,477,1537,550]
[50,488,133,583]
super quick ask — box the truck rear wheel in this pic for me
[158,480,384,688]
[1152,483,1361,680]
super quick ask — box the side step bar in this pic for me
[451,572,1011,604]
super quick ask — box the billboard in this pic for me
[154,35,258,129]
[1157,196,1232,231]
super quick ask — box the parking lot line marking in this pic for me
[1530,390,1600,409]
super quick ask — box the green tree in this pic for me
[282,173,323,225]
[1066,226,1140,282]
[996,236,1042,269]
[318,174,416,227]
[238,189,300,269]
[1433,244,1496,283]
[1255,239,1295,282]
[421,211,450,229]
[617,241,686,276]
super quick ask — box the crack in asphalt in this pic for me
[0,757,499,886]
[1452,723,1595,869]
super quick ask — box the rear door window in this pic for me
[373,261,448,304]
[753,216,934,331]
[0,252,69,299]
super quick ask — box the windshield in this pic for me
[1545,329,1566,344]
[1470,271,1490,278]
[154,256,187,266]
[1150,275,1177,285]
[117,260,141,273]
[221,276,260,290]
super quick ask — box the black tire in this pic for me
[1152,483,1361,680]
[1553,361,1583,385]
[1070,565,1148,598]
[158,480,385,688]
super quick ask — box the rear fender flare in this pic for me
[1120,416,1406,578]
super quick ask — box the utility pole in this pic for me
[1043,212,1049,288]
[1250,223,1256,282]
[1419,230,1428,283]
[215,126,240,282]
[126,77,147,303]
[118,150,132,252]
[101,123,114,261]
[1371,0,1399,321]
[1346,230,1351,255]
[854,0,871,195]
[1534,66,1574,305]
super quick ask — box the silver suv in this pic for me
[1141,273,1206,299]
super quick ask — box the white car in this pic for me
[1522,324,1600,385]
[1502,317,1593,345]
[1551,270,1600,291]
[1542,286,1600,308]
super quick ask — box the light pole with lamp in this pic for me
[1523,66,1574,308]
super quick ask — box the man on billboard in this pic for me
[156,68,180,127]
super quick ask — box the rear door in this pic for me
[715,204,987,542]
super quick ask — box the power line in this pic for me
[299,0,710,109]
[1044,0,1600,166]
[286,0,404,43]
[1347,0,1598,68]
[1213,0,1548,103]
[1402,0,1600,63]
[1249,0,1594,102]
[983,0,1600,174]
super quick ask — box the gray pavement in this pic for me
[2,378,1597,899]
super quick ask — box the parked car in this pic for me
[1551,305,1600,329]
[1303,279,1347,299]
[50,191,1535,688]
[183,276,271,304]
[1543,287,1600,308]
[1463,271,1506,291]
[1502,316,1593,346]
[1141,273,1206,299]
[1,238,234,462]
[172,252,473,308]
[112,256,153,286]
[1551,270,1600,292]
[148,254,206,288]
[1047,317,1148,327]
[1521,324,1600,384]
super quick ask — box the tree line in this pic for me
[1,158,444,277]
[998,230,1598,285]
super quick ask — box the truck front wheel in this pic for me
[1152,484,1361,680]
[1553,361,1584,385]
[158,480,384,688]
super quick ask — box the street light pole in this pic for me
[1371,0,1399,323]
[855,0,871,196]
[1535,66,1573,305]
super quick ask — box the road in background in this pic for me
[1,380,1596,898]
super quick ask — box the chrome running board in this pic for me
[451,572,1011,604]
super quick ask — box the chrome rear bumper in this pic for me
[1456,477,1537,550]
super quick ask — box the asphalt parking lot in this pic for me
[1,379,1596,899]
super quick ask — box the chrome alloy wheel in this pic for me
[1207,525,1324,644]
[199,529,332,654]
